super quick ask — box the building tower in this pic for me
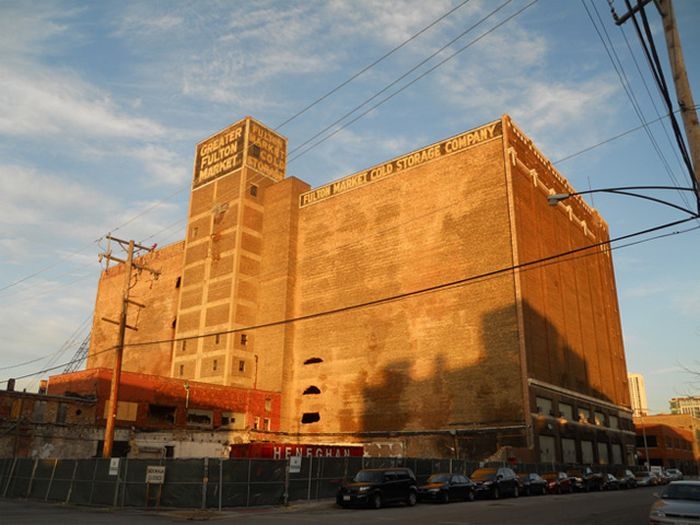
[629,373,649,416]
[171,118,289,393]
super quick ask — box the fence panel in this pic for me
[4,458,32,498]
[220,458,254,507]
[45,459,77,502]
[27,459,55,500]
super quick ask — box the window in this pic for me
[253,416,260,430]
[250,144,261,157]
[213,359,218,371]
[301,412,320,424]
[181,340,186,352]
[303,357,323,365]
[609,415,619,429]
[240,334,248,346]
[56,403,68,424]
[559,403,573,421]
[536,396,552,415]
[249,184,258,197]
[148,404,176,424]
[265,398,272,412]
[187,409,213,428]
[303,386,321,395]
[178,364,184,376]
[175,276,181,288]
[578,407,590,423]
[215,333,221,345]
[238,360,245,372]
[263,418,271,430]
[594,411,606,426]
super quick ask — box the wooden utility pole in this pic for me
[99,235,159,458]
[612,0,700,201]
[656,0,700,197]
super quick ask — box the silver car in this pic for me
[649,480,700,524]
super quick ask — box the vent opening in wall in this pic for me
[303,357,323,365]
[303,386,321,395]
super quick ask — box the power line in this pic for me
[287,0,517,160]
[289,0,538,163]
[274,0,474,131]
[93,214,700,352]
[4,214,698,387]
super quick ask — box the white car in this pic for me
[664,469,683,481]
[649,480,700,524]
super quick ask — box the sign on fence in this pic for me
[109,458,120,476]
[146,465,166,484]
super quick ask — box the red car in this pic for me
[541,471,573,494]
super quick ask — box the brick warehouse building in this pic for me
[58,115,634,463]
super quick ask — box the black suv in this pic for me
[336,467,418,508]
[470,467,521,499]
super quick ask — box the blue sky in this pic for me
[0,0,698,414]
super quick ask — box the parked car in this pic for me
[417,473,475,503]
[615,469,638,489]
[602,473,621,490]
[565,469,586,492]
[637,471,660,487]
[470,467,521,499]
[336,467,418,509]
[665,468,683,481]
[649,480,700,524]
[565,468,604,492]
[519,473,548,496]
[541,471,573,494]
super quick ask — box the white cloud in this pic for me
[0,3,80,58]
[129,144,190,186]
[0,65,166,139]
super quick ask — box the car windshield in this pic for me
[661,484,700,501]
[353,470,383,483]
[471,469,496,481]
[427,474,451,483]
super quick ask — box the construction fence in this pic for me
[0,456,487,509]
[0,456,635,509]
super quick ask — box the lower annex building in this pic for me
[55,115,635,463]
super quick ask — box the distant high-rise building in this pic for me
[670,396,700,417]
[629,374,649,416]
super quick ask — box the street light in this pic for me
[547,185,699,217]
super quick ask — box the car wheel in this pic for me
[373,493,382,509]
[493,486,500,499]
[407,491,417,507]
[468,490,475,502]
[541,486,547,496]
[441,491,449,504]
[513,485,519,498]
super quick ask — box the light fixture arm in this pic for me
[547,185,699,217]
